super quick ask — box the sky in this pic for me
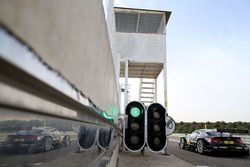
[115,0,250,122]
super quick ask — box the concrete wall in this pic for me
[102,0,121,110]
[0,0,119,119]
[114,32,166,63]
[102,0,114,42]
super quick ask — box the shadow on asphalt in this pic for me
[183,148,249,158]
[206,152,249,158]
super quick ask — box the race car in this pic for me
[179,129,249,156]
[1,127,71,153]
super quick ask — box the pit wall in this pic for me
[0,0,120,120]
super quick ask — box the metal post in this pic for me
[124,60,129,110]
[163,62,167,109]
[139,78,142,101]
[162,62,169,156]
[154,78,157,103]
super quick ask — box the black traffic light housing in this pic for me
[147,103,166,152]
[124,101,145,152]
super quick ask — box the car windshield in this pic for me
[206,131,231,137]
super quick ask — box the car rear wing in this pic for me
[217,128,249,134]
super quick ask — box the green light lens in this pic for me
[130,107,141,117]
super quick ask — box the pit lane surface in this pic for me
[167,140,250,167]
[0,140,104,167]
[0,141,78,167]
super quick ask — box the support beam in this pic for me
[136,13,141,33]
[154,78,157,103]
[163,62,167,111]
[124,60,129,109]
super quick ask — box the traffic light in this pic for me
[124,101,145,152]
[147,103,167,152]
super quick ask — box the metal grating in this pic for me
[115,12,138,33]
[115,10,165,34]
[138,13,163,33]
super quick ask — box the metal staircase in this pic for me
[139,78,156,106]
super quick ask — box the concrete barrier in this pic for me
[0,0,119,119]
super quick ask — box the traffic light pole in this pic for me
[154,78,157,103]
[162,60,169,155]
[162,118,170,156]
[163,62,168,109]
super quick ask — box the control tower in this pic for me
[113,7,171,108]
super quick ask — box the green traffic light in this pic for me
[130,107,141,117]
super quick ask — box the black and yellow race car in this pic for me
[179,129,249,156]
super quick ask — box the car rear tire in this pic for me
[63,136,71,147]
[44,137,53,152]
[196,139,204,154]
[28,147,35,154]
[243,151,249,156]
[179,138,186,149]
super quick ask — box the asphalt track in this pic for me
[1,140,250,167]
[167,140,250,167]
